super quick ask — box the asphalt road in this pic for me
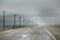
[0,27,56,40]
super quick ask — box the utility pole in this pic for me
[13,14,16,28]
[3,11,6,30]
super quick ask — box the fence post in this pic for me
[13,14,16,28]
[23,18,25,27]
[3,11,6,30]
[19,16,21,27]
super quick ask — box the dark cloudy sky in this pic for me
[0,0,60,25]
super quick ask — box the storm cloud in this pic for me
[0,0,60,25]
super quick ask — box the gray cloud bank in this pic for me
[0,0,60,25]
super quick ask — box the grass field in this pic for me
[0,25,34,32]
[42,25,60,40]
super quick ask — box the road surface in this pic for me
[0,27,56,40]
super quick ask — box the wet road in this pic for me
[0,27,56,40]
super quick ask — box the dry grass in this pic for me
[42,25,60,40]
[0,26,32,36]
[0,25,33,32]
[0,25,24,31]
